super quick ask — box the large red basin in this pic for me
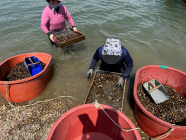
[47,104,141,140]
[0,52,52,102]
[133,65,186,140]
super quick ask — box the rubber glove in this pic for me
[115,77,124,88]
[72,27,78,33]
[87,69,93,79]
[49,34,55,43]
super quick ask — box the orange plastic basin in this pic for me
[0,52,52,102]
[133,65,186,140]
[47,104,141,140]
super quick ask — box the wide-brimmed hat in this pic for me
[102,38,122,64]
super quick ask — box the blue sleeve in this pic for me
[89,48,101,69]
[121,49,134,79]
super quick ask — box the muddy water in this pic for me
[0,0,186,133]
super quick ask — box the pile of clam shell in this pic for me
[4,61,46,81]
[86,73,123,111]
[137,83,186,126]
[54,33,81,44]
[0,98,77,139]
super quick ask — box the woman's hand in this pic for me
[49,34,55,43]
[72,27,78,32]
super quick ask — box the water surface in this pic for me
[0,0,186,123]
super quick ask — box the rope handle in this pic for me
[4,81,76,108]
[151,128,174,140]
[93,100,140,132]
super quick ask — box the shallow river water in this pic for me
[0,0,186,131]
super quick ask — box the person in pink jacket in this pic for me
[41,0,77,45]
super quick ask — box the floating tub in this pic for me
[47,104,141,140]
[0,52,52,102]
[133,65,186,140]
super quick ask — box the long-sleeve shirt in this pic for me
[41,4,76,34]
[89,46,134,79]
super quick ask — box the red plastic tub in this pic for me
[133,65,186,140]
[0,52,52,102]
[47,104,141,140]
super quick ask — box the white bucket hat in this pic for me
[102,38,122,64]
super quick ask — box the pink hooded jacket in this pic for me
[41,4,76,34]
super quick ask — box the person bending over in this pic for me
[87,38,134,88]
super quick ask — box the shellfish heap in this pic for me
[4,61,46,81]
[86,73,124,111]
[137,83,186,126]
[54,32,81,44]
